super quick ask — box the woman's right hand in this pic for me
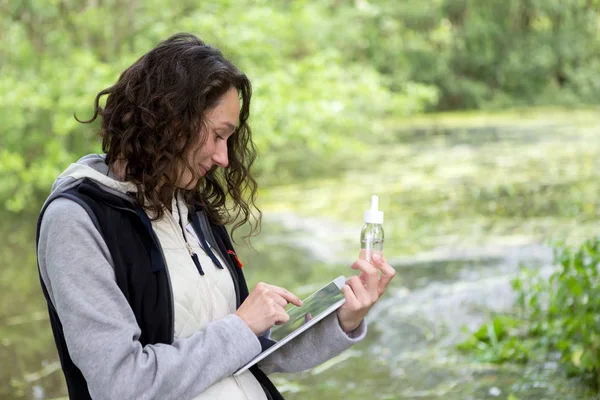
[235,282,303,335]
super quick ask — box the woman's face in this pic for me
[176,87,240,189]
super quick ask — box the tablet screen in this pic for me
[269,280,345,341]
[234,276,347,376]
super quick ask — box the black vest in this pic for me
[36,178,283,399]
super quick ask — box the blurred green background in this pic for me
[1,0,600,399]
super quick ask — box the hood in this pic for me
[44,154,137,209]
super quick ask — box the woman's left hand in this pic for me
[336,253,396,333]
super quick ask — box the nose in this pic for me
[212,140,229,168]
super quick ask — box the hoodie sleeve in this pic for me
[257,312,367,375]
[38,198,262,400]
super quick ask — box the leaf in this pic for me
[571,348,583,367]
[580,350,596,372]
[566,276,584,297]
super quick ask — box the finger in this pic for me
[350,259,379,299]
[341,284,361,310]
[346,276,371,306]
[267,292,288,308]
[274,309,290,325]
[358,248,368,260]
[358,249,383,263]
[372,254,396,296]
[266,285,303,307]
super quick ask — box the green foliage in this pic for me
[524,238,600,385]
[353,0,600,110]
[457,315,534,364]
[2,3,599,397]
[460,237,600,390]
[0,0,439,213]
[2,0,600,215]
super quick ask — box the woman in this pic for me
[36,33,396,400]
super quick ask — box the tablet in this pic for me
[234,275,347,376]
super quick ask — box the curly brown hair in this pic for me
[76,33,260,238]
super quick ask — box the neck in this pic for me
[109,158,128,181]
[109,157,180,213]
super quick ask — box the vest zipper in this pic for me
[193,212,241,308]
[173,200,216,322]
[175,202,205,276]
[186,241,204,276]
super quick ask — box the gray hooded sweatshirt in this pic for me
[37,154,366,400]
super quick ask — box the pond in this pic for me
[2,110,599,399]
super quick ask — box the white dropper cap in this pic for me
[364,195,384,224]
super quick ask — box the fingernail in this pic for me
[373,253,381,262]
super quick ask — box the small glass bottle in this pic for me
[360,195,384,263]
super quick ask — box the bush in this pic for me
[459,237,600,390]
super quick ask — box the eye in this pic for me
[214,131,225,141]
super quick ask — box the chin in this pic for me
[175,176,200,190]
